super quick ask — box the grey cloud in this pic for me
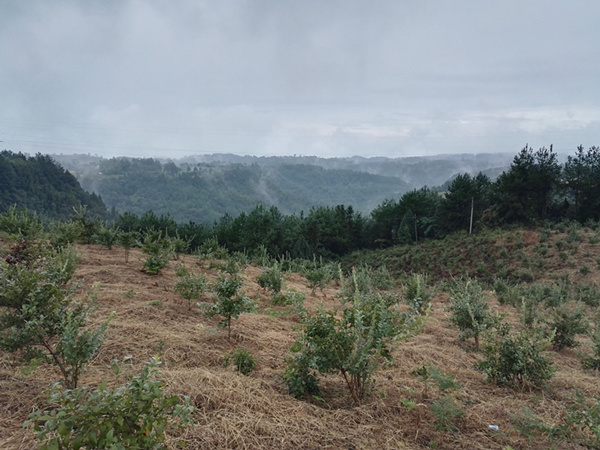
[1,1,599,158]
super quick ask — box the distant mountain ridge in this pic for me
[51,152,514,224]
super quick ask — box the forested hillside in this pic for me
[52,152,514,224]
[0,151,108,221]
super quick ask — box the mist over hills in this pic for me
[50,152,512,224]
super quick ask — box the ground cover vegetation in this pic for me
[2,144,600,448]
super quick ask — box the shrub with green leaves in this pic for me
[476,324,555,387]
[69,205,101,245]
[511,393,600,448]
[430,394,465,431]
[0,241,110,388]
[302,258,332,294]
[96,225,119,250]
[0,204,43,239]
[201,274,255,340]
[117,230,139,262]
[447,279,495,349]
[404,273,431,312]
[174,271,207,310]
[271,289,306,307]
[579,325,600,370]
[284,268,427,404]
[140,229,172,275]
[223,348,256,375]
[548,305,588,351]
[26,357,194,450]
[257,264,283,294]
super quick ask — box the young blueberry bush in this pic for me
[201,274,255,340]
[26,357,194,450]
[476,324,555,388]
[0,240,111,388]
[447,279,496,349]
[283,268,427,405]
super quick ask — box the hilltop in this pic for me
[2,223,600,449]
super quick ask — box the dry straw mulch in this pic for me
[2,244,600,449]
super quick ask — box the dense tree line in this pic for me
[2,145,599,260]
[111,145,600,259]
[0,151,108,221]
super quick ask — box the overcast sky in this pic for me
[1,1,599,159]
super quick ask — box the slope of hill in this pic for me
[3,225,600,449]
[51,152,513,224]
[0,151,108,221]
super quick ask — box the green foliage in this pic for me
[223,348,256,375]
[48,221,82,249]
[430,394,465,431]
[476,324,555,387]
[140,229,172,275]
[173,271,207,310]
[414,363,461,393]
[404,273,431,313]
[511,392,600,448]
[446,279,495,349]
[302,258,333,294]
[0,205,43,239]
[116,230,138,262]
[196,236,229,261]
[26,357,194,450]
[257,264,283,294]
[548,305,589,350]
[96,225,119,250]
[0,241,109,388]
[270,289,306,307]
[69,205,101,244]
[579,325,600,370]
[201,274,255,340]
[284,268,427,404]
[0,151,108,222]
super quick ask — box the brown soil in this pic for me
[2,242,600,449]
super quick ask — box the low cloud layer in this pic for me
[1,1,599,158]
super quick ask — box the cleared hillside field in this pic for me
[2,230,600,449]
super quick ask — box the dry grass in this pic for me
[2,235,600,449]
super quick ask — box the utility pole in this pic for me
[414,214,418,244]
[469,197,474,235]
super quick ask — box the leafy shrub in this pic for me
[26,358,194,449]
[201,274,255,340]
[271,289,306,307]
[284,269,427,404]
[430,394,465,431]
[414,363,461,394]
[302,260,331,294]
[174,271,207,310]
[511,393,600,448]
[579,325,600,370]
[223,348,256,375]
[476,324,555,387]
[196,236,229,261]
[548,305,588,350]
[69,205,101,245]
[574,283,600,307]
[0,242,110,388]
[0,204,43,239]
[96,226,119,250]
[140,229,172,275]
[257,264,283,294]
[49,221,82,249]
[116,230,138,262]
[447,279,495,349]
[404,273,431,312]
